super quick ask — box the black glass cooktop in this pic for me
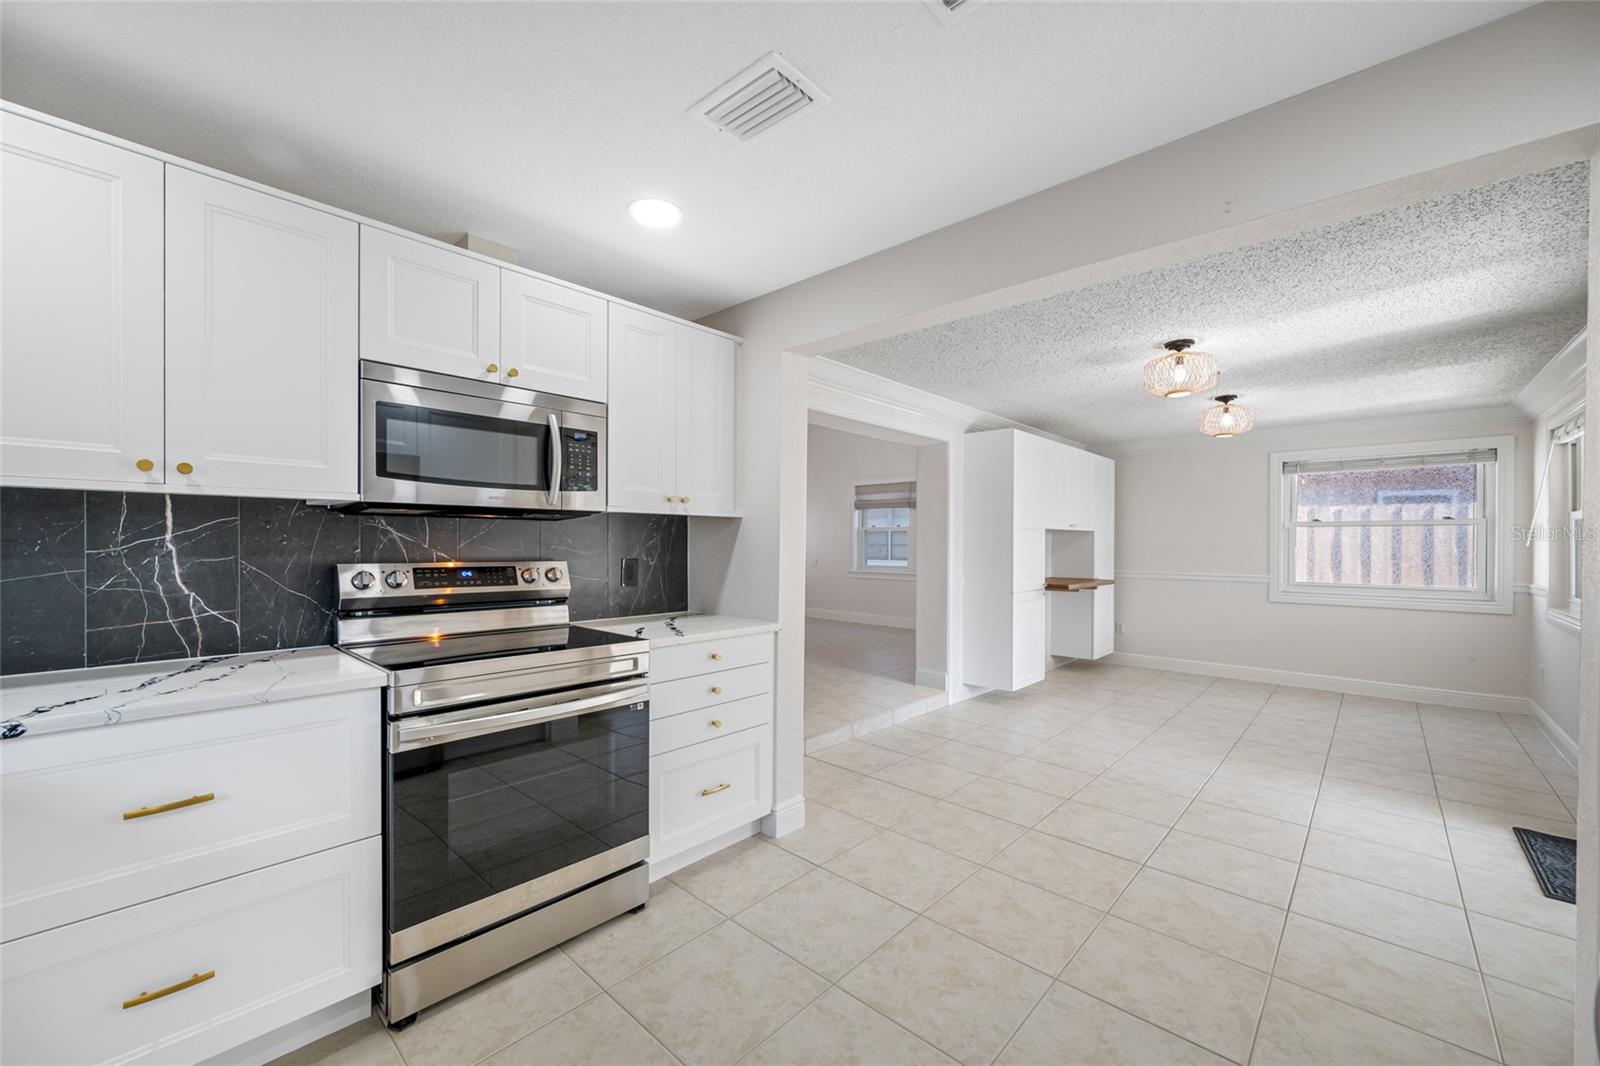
[343,625,642,672]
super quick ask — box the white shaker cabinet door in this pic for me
[501,271,608,400]
[164,167,359,497]
[360,226,500,380]
[606,304,678,512]
[0,114,165,488]
[674,326,737,515]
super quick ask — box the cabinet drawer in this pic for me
[649,663,771,720]
[650,633,773,683]
[650,724,771,861]
[1,691,379,941]
[1,837,380,1066]
[651,694,773,756]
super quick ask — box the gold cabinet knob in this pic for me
[175,462,194,475]
[711,686,723,695]
[681,496,691,504]
[135,458,155,472]
[486,363,499,374]
[666,495,677,503]
[710,719,723,728]
[506,367,519,378]
[710,652,722,661]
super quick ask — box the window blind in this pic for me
[1282,448,1498,476]
[854,481,916,509]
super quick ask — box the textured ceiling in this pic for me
[828,163,1591,445]
[0,1,1528,318]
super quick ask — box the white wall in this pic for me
[805,424,918,628]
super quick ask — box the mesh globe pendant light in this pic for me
[1199,394,1254,438]
[1142,338,1219,399]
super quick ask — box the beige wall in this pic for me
[805,425,918,627]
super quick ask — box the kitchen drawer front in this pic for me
[648,662,771,720]
[651,693,773,756]
[1,836,380,1066]
[1,691,380,941]
[649,633,773,683]
[650,724,771,861]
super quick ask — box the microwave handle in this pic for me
[547,412,563,505]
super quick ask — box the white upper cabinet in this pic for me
[501,272,608,400]
[165,168,359,497]
[1050,444,1092,530]
[0,114,165,488]
[607,304,679,512]
[360,227,500,380]
[675,327,737,515]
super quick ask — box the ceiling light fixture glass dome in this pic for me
[628,198,683,229]
[1142,338,1219,399]
[1199,394,1254,438]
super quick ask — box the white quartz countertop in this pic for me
[585,613,779,646]
[0,647,386,741]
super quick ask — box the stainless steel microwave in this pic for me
[342,361,606,518]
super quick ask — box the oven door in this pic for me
[385,679,649,963]
[360,364,606,515]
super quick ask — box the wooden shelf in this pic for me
[1044,577,1114,592]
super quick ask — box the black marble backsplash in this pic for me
[0,488,688,675]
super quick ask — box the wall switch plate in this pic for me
[1114,623,1126,634]
[620,556,640,588]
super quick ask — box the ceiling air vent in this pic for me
[923,0,986,25]
[692,52,828,146]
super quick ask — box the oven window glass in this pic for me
[387,703,648,936]
[376,401,550,491]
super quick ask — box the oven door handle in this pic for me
[391,680,648,752]
[547,412,563,506]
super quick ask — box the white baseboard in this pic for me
[806,607,915,630]
[762,796,806,838]
[206,991,372,1066]
[648,821,758,881]
[1527,698,1579,766]
[915,669,948,689]
[1101,651,1531,715]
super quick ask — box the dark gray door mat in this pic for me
[1513,827,1576,904]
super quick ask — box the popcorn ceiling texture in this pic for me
[830,162,1590,445]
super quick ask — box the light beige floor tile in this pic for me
[562,881,721,989]
[1455,862,1576,939]
[900,713,983,740]
[804,756,866,801]
[1311,798,1451,859]
[270,1015,403,1066]
[1025,739,1122,774]
[735,868,915,981]
[921,739,1015,774]
[1433,775,1571,821]
[1174,801,1308,861]
[871,757,981,798]
[997,982,1230,1066]
[1072,777,1191,827]
[826,830,979,911]
[1112,867,1284,971]
[392,950,601,1066]
[1448,825,1536,877]
[1250,979,1495,1065]
[1098,755,1213,798]
[1328,739,1432,773]
[1428,754,1552,793]
[824,776,938,828]
[894,800,1027,864]
[989,830,1141,910]
[610,921,827,1065]
[1317,776,1443,824]
[481,994,677,1066]
[1486,977,1575,1066]
[1289,866,1475,967]
[839,918,1051,1066]
[959,728,1045,756]
[987,756,1096,797]
[924,867,1102,977]
[1228,739,1327,773]
[1035,800,1169,862]
[1469,911,1575,1000]
[1300,829,1461,905]
[772,801,880,865]
[1146,830,1299,908]
[1440,799,1576,840]
[1323,755,1436,796]
[811,739,910,776]
[945,776,1063,827]
[1062,916,1269,1063]
[1195,777,1315,826]
[857,725,946,757]
[1213,757,1321,797]
[668,837,813,915]
[1273,914,1497,1059]
[743,987,957,1066]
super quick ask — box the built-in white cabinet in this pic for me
[607,304,739,516]
[359,226,501,381]
[0,113,165,489]
[501,272,608,401]
[165,168,358,496]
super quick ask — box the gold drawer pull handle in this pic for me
[123,970,214,1010]
[710,652,722,661]
[123,792,215,821]
[700,782,732,797]
[711,719,723,728]
[711,685,723,695]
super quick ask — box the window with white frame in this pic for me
[853,481,915,573]
[1566,433,1583,612]
[1269,437,1513,613]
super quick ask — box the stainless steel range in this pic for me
[335,559,650,1027]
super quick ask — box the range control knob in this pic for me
[520,567,539,584]
[544,566,564,583]
[349,570,377,591]
[383,570,409,589]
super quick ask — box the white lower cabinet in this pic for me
[2,838,380,1066]
[650,724,773,862]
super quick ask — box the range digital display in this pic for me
[412,565,519,590]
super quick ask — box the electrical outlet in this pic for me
[1114,623,1126,635]
[620,557,640,588]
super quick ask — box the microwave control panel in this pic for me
[560,429,599,492]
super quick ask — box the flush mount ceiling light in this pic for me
[1199,394,1255,438]
[628,198,683,229]
[1142,338,1220,399]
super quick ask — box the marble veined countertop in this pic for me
[585,613,779,646]
[0,647,386,740]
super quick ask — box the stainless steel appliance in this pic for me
[346,361,606,517]
[335,559,649,1026]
